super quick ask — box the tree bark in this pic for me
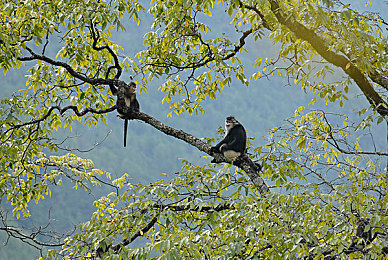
[268,0,388,118]
[123,111,270,195]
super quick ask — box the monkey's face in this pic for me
[225,120,231,132]
[128,82,136,94]
[225,116,238,132]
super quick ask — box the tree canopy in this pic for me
[1,0,388,259]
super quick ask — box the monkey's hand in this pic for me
[219,144,228,153]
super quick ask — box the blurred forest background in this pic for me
[0,1,387,259]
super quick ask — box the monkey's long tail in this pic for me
[124,119,128,147]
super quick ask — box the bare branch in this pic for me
[322,113,388,156]
[89,22,122,95]
[18,46,112,86]
[0,226,64,248]
[0,210,66,250]
[145,28,254,71]
[5,105,116,133]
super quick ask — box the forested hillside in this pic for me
[1,0,387,259]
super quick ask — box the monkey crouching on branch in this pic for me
[343,214,388,255]
[111,81,140,147]
[210,116,247,163]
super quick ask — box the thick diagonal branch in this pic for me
[123,111,270,195]
[240,0,388,118]
[267,0,388,117]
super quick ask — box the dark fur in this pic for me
[344,218,384,254]
[118,82,139,147]
[210,116,246,162]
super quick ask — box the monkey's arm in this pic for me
[210,137,230,153]
[219,137,237,152]
[131,98,140,112]
[219,126,246,152]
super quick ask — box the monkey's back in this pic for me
[227,124,246,153]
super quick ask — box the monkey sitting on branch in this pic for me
[111,81,140,147]
[210,116,246,163]
[210,116,262,171]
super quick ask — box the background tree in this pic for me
[0,0,387,259]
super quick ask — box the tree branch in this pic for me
[145,28,254,71]
[122,111,270,194]
[100,202,234,255]
[238,0,272,30]
[109,214,160,252]
[18,47,113,86]
[267,0,388,118]
[154,202,234,212]
[89,22,122,80]
[322,113,388,156]
[369,70,388,91]
[6,105,116,132]
[89,22,122,95]
[239,0,388,118]
[0,226,64,248]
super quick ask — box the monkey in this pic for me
[344,218,373,254]
[343,205,387,255]
[210,116,246,163]
[121,82,139,147]
[344,217,386,255]
[112,81,140,147]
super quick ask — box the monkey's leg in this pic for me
[124,119,128,147]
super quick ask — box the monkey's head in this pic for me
[127,82,136,94]
[225,116,240,132]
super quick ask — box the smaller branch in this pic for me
[0,226,64,248]
[322,113,388,156]
[369,70,388,91]
[145,28,254,72]
[154,202,233,212]
[238,0,272,30]
[56,130,112,153]
[109,214,160,253]
[328,133,388,156]
[224,29,253,60]
[89,22,122,96]
[42,32,50,55]
[3,105,116,137]
[18,46,112,86]
[100,202,233,255]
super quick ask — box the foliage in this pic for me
[0,0,388,259]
